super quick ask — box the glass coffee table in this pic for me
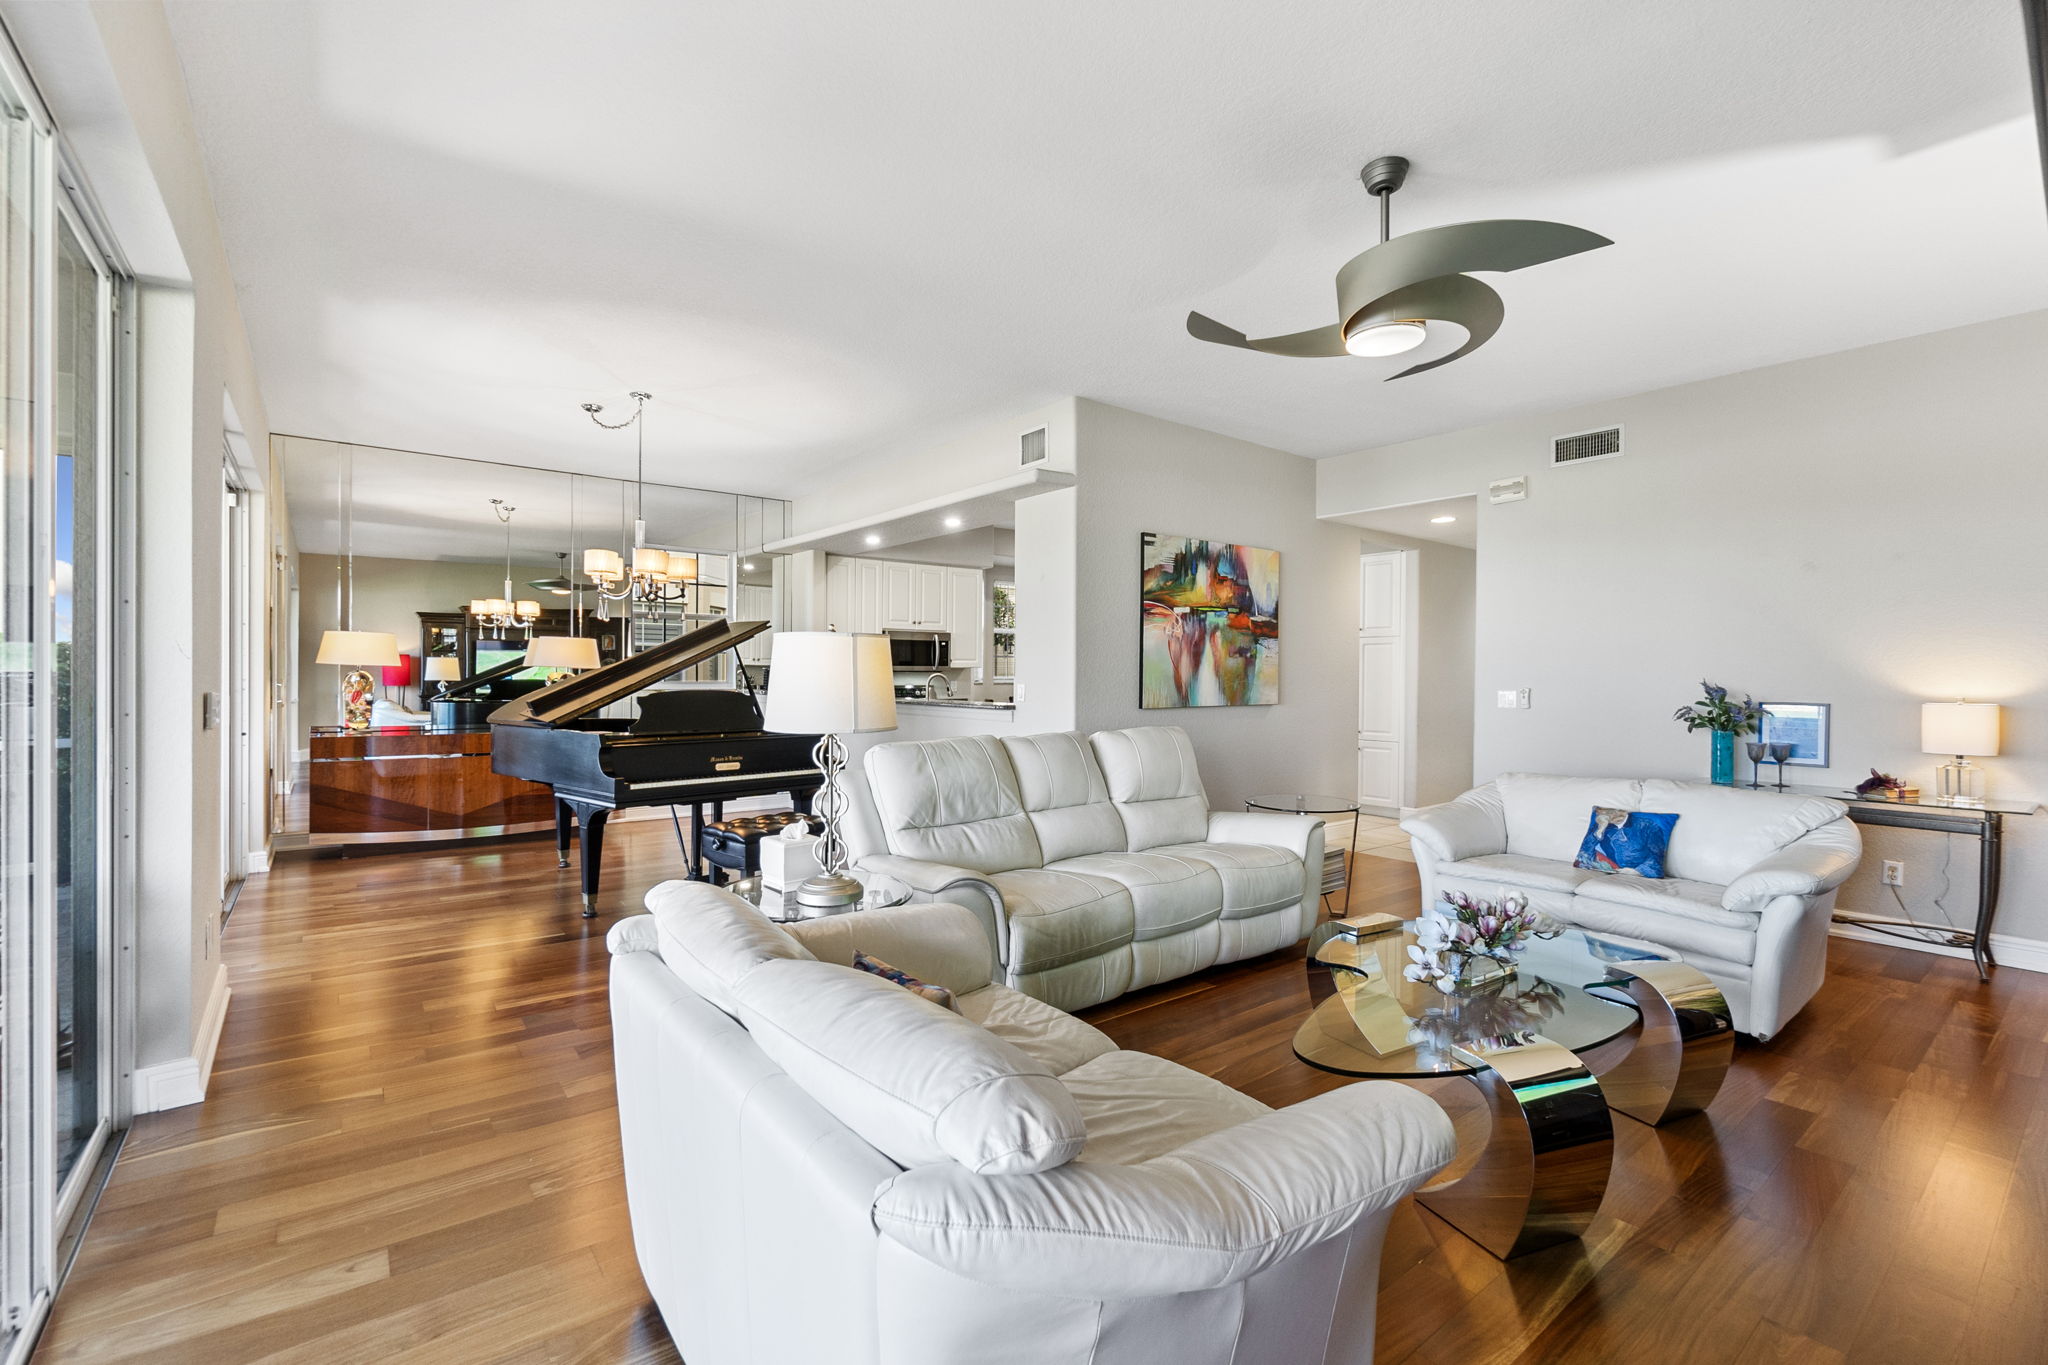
[731,869,913,923]
[1295,920,1734,1258]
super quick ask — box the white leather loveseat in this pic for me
[848,726,1325,1012]
[609,881,1453,1365]
[1402,774,1862,1039]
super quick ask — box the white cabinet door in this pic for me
[1357,551,1409,811]
[912,565,947,628]
[945,567,982,666]
[856,559,885,634]
[881,562,917,629]
[736,584,775,663]
[825,557,853,633]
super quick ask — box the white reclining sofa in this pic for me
[1401,774,1862,1039]
[609,881,1453,1365]
[846,726,1325,1012]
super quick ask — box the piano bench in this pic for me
[699,811,823,880]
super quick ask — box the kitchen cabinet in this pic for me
[913,565,947,628]
[856,560,884,633]
[735,584,775,664]
[944,567,983,667]
[882,562,917,629]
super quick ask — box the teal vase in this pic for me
[1710,731,1736,786]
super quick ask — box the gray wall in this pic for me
[1318,308,2048,945]
[1074,399,1360,812]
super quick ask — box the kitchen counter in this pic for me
[897,698,1016,711]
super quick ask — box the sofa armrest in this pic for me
[1722,819,1863,913]
[872,1081,1453,1299]
[1205,810,1322,857]
[856,854,1012,970]
[782,901,999,995]
[1401,785,1507,864]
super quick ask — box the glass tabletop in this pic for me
[1245,793,1363,815]
[732,869,913,923]
[1294,921,1663,1077]
[1779,783,2039,818]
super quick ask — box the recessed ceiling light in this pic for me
[1430,515,1457,524]
[864,533,881,546]
[742,561,755,570]
[943,515,962,529]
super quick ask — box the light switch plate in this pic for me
[1496,690,1519,709]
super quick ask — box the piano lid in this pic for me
[491,618,770,728]
[434,655,532,700]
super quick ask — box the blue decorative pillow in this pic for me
[1573,808,1679,879]
[852,951,957,1011]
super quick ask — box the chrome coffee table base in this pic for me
[1589,960,1735,1126]
[1417,1036,1614,1259]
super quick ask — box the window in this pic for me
[991,580,1016,680]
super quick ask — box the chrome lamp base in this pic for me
[797,732,863,910]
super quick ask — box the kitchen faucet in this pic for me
[925,671,952,700]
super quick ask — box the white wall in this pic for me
[1317,309,2048,947]
[1074,399,1359,812]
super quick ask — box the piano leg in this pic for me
[568,802,610,918]
[685,802,707,881]
[555,800,574,869]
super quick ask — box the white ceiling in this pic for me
[1338,496,1478,550]
[164,1,2045,492]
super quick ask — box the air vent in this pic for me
[1020,426,1048,465]
[1552,425,1622,466]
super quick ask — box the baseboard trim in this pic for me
[243,847,272,877]
[131,966,232,1113]
[1829,922,2048,975]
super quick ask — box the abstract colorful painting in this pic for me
[1140,533,1279,708]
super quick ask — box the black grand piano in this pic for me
[428,656,550,728]
[490,619,822,915]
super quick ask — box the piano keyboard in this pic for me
[627,768,821,793]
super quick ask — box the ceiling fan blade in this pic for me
[1342,273,1505,381]
[1186,311,1347,358]
[1335,219,1609,326]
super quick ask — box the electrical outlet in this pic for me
[1881,860,1904,887]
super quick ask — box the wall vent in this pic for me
[1552,425,1622,467]
[1020,426,1048,465]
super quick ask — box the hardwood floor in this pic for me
[33,824,2048,1363]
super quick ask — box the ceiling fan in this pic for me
[1185,155,1611,379]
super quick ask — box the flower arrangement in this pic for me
[1407,977,1567,1055]
[1402,891,1558,994]
[1671,680,1760,735]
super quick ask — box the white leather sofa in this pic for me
[609,880,1454,1365]
[1401,774,1862,1039]
[848,726,1325,1011]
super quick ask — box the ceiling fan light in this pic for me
[1343,319,1428,357]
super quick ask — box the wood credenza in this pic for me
[309,726,556,837]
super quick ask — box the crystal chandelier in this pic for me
[468,498,542,634]
[580,391,698,620]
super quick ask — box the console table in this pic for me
[1787,784,2038,980]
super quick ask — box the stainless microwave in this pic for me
[888,634,949,669]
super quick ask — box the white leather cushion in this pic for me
[783,900,997,995]
[1001,731,1130,863]
[1091,726,1211,849]
[1496,774,1644,862]
[1061,1051,1270,1166]
[731,959,1087,1175]
[1045,850,1222,939]
[1637,780,1848,885]
[864,735,1044,874]
[1574,873,1757,929]
[985,867,1137,976]
[1436,853,1596,897]
[1553,896,1759,965]
[1435,864,1580,922]
[645,880,815,1015]
[955,985,1117,1075]
[1152,841,1301,920]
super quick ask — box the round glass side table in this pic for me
[1243,792,1365,913]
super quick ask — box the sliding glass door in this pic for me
[0,45,122,1363]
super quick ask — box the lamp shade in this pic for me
[525,635,601,670]
[763,633,897,735]
[424,656,463,682]
[667,552,699,582]
[381,654,415,687]
[315,630,401,668]
[583,547,624,579]
[1922,701,2000,756]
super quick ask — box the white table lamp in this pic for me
[1922,701,2000,806]
[763,633,897,908]
[525,635,601,673]
[315,629,401,730]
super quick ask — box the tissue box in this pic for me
[761,832,821,890]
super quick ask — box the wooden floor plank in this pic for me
[31,821,2048,1363]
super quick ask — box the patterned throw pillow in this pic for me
[852,951,957,1011]
[1572,807,1680,879]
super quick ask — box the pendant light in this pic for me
[467,498,542,634]
[580,391,696,619]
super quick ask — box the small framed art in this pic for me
[1757,702,1830,767]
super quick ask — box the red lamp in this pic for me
[382,654,415,688]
